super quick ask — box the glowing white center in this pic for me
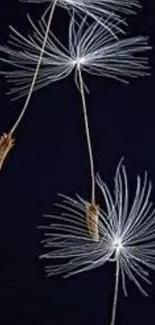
[113,237,123,254]
[72,57,86,66]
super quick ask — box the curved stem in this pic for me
[9,0,58,136]
[110,260,120,325]
[77,67,95,205]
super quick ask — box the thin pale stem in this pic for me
[110,260,120,325]
[77,67,95,205]
[9,0,58,135]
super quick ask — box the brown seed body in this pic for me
[0,133,15,170]
[86,203,99,241]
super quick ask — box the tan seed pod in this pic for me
[86,203,99,241]
[0,133,15,170]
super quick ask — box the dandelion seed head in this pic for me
[40,162,155,297]
[0,14,151,100]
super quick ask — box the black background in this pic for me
[0,0,155,324]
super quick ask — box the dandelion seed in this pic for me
[0,0,140,169]
[40,161,155,325]
[0,133,15,170]
[0,12,151,180]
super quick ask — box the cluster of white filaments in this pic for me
[20,0,141,21]
[40,162,155,297]
[0,13,151,99]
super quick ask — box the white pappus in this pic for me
[0,13,151,99]
[40,161,155,325]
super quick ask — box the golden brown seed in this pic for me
[86,203,99,240]
[0,133,15,170]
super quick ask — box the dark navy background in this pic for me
[0,0,155,324]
